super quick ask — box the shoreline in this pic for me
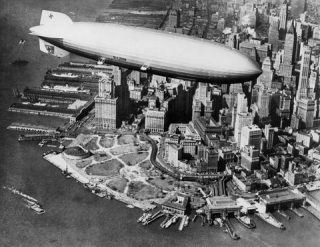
[43,153,157,210]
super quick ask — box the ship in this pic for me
[51,72,79,78]
[254,202,285,230]
[23,198,45,215]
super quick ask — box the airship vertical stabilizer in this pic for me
[40,10,73,26]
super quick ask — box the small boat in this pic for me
[127,204,134,209]
[23,198,45,215]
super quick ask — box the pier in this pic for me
[7,122,58,134]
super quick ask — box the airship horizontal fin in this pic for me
[39,39,69,57]
[40,10,73,26]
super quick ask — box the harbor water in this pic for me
[1,0,320,246]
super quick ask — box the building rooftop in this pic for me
[258,188,305,204]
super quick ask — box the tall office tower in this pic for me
[257,90,271,118]
[283,22,296,65]
[268,16,280,51]
[223,93,237,109]
[94,76,118,129]
[198,82,208,100]
[308,70,318,98]
[279,1,288,40]
[204,100,214,119]
[192,99,202,122]
[234,113,253,147]
[313,26,320,40]
[291,0,306,19]
[240,125,262,150]
[278,93,291,119]
[241,145,260,171]
[257,57,274,88]
[127,70,141,84]
[236,93,247,113]
[297,98,315,128]
[112,66,122,86]
[192,82,214,121]
[229,83,243,94]
[297,45,311,99]
[264,124,275,150]
[145,108,166,133]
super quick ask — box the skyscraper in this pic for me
[234,112,253,147]
[264,124,275,150]
[297,45,311,99]
[268,16,280,51]
[240,125,262,150]
[94,76,118,129]
[279,1,288,40]
[283,22,296,65]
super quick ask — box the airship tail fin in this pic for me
[40,10,73,26]
[39,39,69,57]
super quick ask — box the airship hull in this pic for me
[31,11,262,83]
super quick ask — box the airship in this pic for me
[30,10,262,83]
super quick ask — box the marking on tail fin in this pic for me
[40,10,73,26]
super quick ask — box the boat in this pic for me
[183,215,189,227]
[178,216,185,231]
[164,215,175,228]
[142,211,164,226]
[137,213,147,223]
[126,204,135,209]
[51,72,79,78]
[235,215,256,229]
[254,202,285,230]
[160,214,170,228]
[141,213,152,224]
[23,198,45,215]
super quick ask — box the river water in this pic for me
[0,1,320,246]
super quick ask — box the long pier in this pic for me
[7,122,58,134]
